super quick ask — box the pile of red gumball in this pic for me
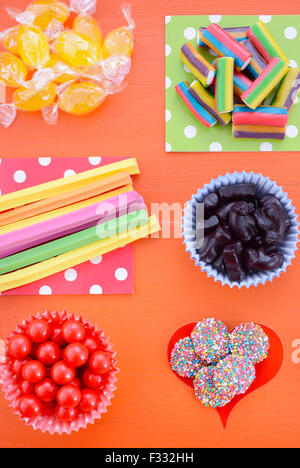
[6,316,114,423]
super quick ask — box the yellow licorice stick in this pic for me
[0,158,139,212]
[0,185,133,234]
[0,216,161,292]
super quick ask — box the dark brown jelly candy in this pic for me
[204,215,219,233]
[223,244,246,282]
[229,201,258,243]
[260,194,290,231]
[218,183,256,202]
[203,193,219,219]
[243,249,284,271]
[254,203,286,245]
[197,226,232,264]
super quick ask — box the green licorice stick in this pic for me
[0,210,149,274]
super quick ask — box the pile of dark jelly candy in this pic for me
[196,183,290,282]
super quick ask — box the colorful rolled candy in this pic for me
[180,42,215,87]
[215,57,234,113]
[233,124,286,140]
[232,105,288,127]
[175,81,217,128]
[241,39,267,78]
[272,67,300,111]
[197,26,249,47]
[201,24,252,71]
[189,80,232,126]
[247,21,289,65]
[241,57,288,110]
[233,71,252,97]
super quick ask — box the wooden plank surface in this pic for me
[0,0,300,448]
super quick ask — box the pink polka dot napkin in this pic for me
[0,157,134,296]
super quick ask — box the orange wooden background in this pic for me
[1,0,300,449]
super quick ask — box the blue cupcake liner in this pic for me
[183,171,299,288]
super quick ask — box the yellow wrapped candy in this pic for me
[0,52,28,87]
[55,30,101,67]
[46,55,75,83]
[101,27,133,60]
[26,0,70,30]
[18,25,50,68]
[13,82,57,111]
[58,82,106,115]
[73,14,102,46]
[1,26,22,55]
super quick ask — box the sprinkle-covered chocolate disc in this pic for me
[215,355,256,395]
[194,365,237,408]
[229,322,270,364]
[170,337,203,378]
[191,318,230,364]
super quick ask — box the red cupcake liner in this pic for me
[0,310,119,435]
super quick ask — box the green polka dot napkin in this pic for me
[165,15,300,152]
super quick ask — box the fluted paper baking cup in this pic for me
[183,171,299,288]
[0,310,118,435]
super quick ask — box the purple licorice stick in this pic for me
[0,191,144,258]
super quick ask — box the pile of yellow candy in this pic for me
[0,0,135,126]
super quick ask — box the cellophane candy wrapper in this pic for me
[183,171,299,288]
[0,310,118,435]
[0,1,135,127]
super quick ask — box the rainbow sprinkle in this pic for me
[230,322,270,364]
[215,354,256,395]
[191,318,230,364]
[171,337,203,378]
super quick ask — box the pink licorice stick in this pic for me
[0,191,143,259]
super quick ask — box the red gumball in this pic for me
[55,405,78,422]
[37,341,61,366]
[61,321,86,344]
[51,361,75,386]
[56,385,81,409]
[11,359,29,379]
[8,335,32,359]
[35,379,58,402]
[81,335,100,353]
[50,324,66,347]
[18,395,43,418]
[89,351,112,375]
[79,389,100,412]
[27,320,51,344]
[19,379,35,395]
[64,343,89,368]
[22,360,46,384]
[83,369,103,390]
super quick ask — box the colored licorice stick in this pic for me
[197,26,249,47]
[0,185,133,235]
[233,124,286,140]
[180,43,215,86]
[232,105,288,127]
[0,216,161,293]
[201,23,252,71]
[0,158,139,212]
[175,81,217,128]
[272,67,300,111]
[247,21,289,65]
[0,210,149,275]
[0,191,143,258]
[0,172,132,228]
[189,80,232,126]
[241,38,267,78]
[241,57,288,109]
[215,57,234,113]
[233,71,252,97]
